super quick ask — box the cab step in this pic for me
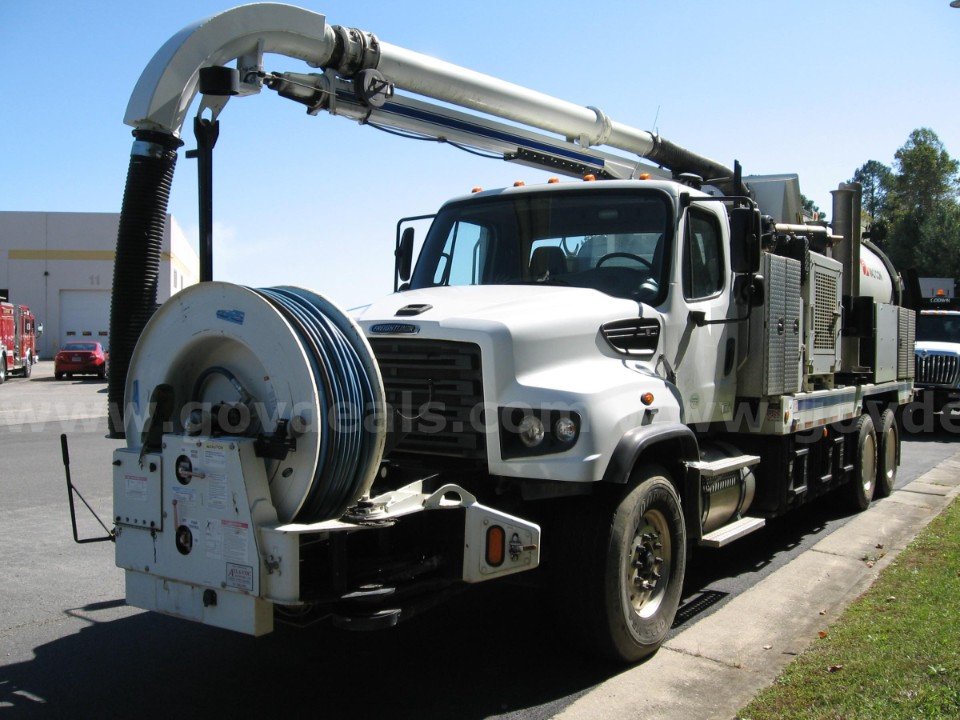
[687,454,761,477]
[698,516,766,548]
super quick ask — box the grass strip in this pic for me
[738,496,960,720]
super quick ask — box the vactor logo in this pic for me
[370,323,419,334]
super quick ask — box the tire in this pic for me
[55,372,64,380]
[22,357,31,378]
[0,355,6,385]
[875,409,898,498]
[552,465,687,663]
[97,365,106,380]
[845,414,877,512]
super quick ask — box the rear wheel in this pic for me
[22,357,32,378]
[875,409,898,498]
[553,465,686,663]
[845,414,877,512]
[0,355,6,384]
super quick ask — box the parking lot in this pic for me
[2,363,959,718]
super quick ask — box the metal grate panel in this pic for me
[813,272,838,351]
[370,338,486,458]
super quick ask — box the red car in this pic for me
[55,342,108,379]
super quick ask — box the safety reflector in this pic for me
[486,525,506,567]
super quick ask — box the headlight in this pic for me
[499,408,581,459]
[554,416,578,443]
[518,415,545,448]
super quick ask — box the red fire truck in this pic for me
[0,301,39,384]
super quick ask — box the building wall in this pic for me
[0,212,199,357]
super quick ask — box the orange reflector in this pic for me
[583,174,596,182]
[547,177,560,184]
[471,186,483,193]
[513,180,525,187]
[638,173,651,180]
[641,392,655,406]
[937,288,946,296]
[486,525,506,567]
[823,427,829,438]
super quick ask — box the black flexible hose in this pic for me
[256,287,379,522]
[108,130,183,437]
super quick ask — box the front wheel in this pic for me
[554,466,686,663]
[0,355,6,384]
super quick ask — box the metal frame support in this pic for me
[187,117,220,282]
[62,434,114,544]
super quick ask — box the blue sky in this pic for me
[2,1,958,309]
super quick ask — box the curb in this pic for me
[554,449,960,720]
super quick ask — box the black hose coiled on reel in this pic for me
[255,287,381,522]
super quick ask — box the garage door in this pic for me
[60,289,111,351]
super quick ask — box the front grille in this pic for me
[369,338,486,459]
[915,353,960,386]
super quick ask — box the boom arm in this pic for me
[125,2,732,182]
[108,2,735,437]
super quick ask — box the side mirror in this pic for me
[729,207,761,275]
[396,227,415,283]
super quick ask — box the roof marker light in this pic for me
[583,174,596,182]
[513,180,525,187]
[547,177,560,184]
[471,186,483,193]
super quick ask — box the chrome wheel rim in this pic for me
[883,427,897,482]
[628,509,671,618]
[861,432,876,496]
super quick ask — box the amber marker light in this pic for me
[638,173,651,180]
[513,180,526,187]
[547,177,560,184]
[641,392,655,406]
[583,174,596,182]
[486,525,506,567]
[471,186,483,193]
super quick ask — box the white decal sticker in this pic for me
[204,520,223,560]
[206,472,228,510]
[124,474,147,500]
[225,563,254,592]
[221,519,249,564]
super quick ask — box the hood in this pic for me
[915,341,960,355]
[355,285,651,379]
[355,285,643,334]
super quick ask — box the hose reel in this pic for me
[124,282,386,522]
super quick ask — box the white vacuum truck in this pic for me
[89,4,915,662]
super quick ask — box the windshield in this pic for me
[409,189,672,304]
[917,314,960,343]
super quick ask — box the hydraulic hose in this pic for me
[108,130,182,437]
[255,286,381,521]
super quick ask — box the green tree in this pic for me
[891,128,959,217]
[850,160,892,229]
[882,128,960,272]
[913,203,960,278]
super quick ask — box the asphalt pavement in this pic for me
[1,363,958,719]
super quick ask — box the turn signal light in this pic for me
[486,525,506,567]
[641,392,655,406]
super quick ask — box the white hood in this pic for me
[915,341,960,355]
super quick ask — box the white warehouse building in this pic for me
[0,211,199,358]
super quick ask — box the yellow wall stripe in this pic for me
[8,249,115,261]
